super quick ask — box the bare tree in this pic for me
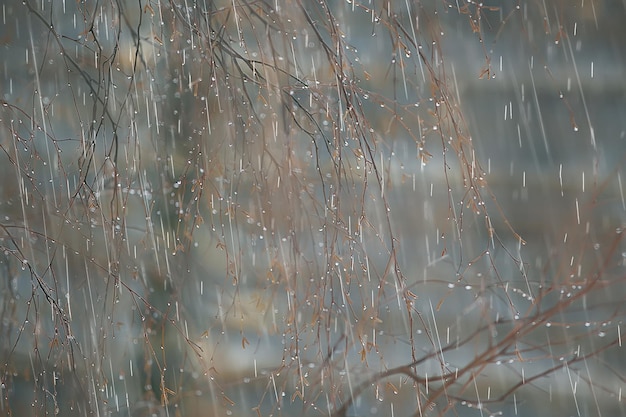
[1,1,625,416]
